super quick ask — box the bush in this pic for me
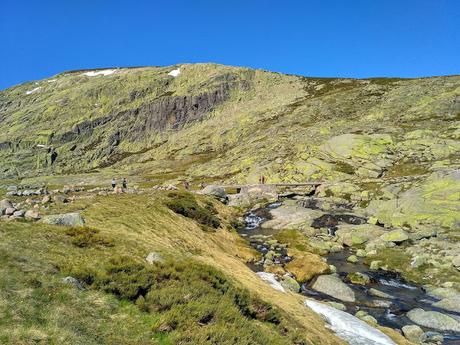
[65,227,113,248]
[165,192,220,230]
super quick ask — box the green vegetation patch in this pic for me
[274,229,314,252]
[65,226,114,248]
[165,191,221,230]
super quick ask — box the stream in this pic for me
[239,199,460,345]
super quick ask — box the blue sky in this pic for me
[1,0,459,90]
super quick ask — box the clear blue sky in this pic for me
[1,0,459,90]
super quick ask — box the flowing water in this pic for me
[239,200,460,345]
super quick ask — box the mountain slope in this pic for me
[1,64,459,186]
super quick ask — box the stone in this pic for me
[369,288,393,299]
[335,224,385,247]
[145,252,164,264]
[380,229,409,243]
[347,255,358,263]
[62,276,84,290]
[5,207,15,216]
[407,308,460,332]
[452,255,460,268]
[370,260,382,270]
[284,250,330,283]
[432,296,460,313]
[402,324,423,343]
[41,213,85,227]
[199,185,227,202]
[13,210,25,218]
[0,199,14,209]
[311,274,356,302]
[355,311,377,326]
[41,195,51,204]
[347,272,370,285]
[356,249,367,257]
[420,331,444,344]
[25,209,41,220]
[327,301,346,311]
[280,275,300,293]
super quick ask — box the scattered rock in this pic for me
[432,296,460,313]
[5,207,15,216]
[327,301,346,311]
[199,185,228,203]
[312,274,356,302]
[62,276,84,290]
[347,272,370,285]
[280,275,300,293]
[452,255,460,269]
[355,310,378,326]
[285,250,330,283]
[407,308,460,332]
[145,252,164,264]
[380,229,409,243]
[12,210,25,218]
[41,213,85,227]
[25,209,41,220]
[369,288,393,299]
[356,249,367,257]
[347,255,358,263]
[370,260,382,270]
[402,324,424,343]
[0,199,13,209]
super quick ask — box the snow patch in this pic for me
[25,87,41,95]
[256,272,285,293]
[304,300,396,345]
[168,68,181,77]
[82,69,116,77]
[47,79,57,83]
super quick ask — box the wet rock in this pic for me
[420,331,443,344]
[285,250,329,283]
[406,308,460,332]
[369,288,393,299]
[41,212,85,227]
[280,275,300,293]
[355,310,378,326]
[347,255,358,263]
[347,272,370,285]
[402,324,423,343]
[312,274,356,302]
[380,229,409,243]
[261,205,322,230]
[432,296,460,313]
[327,301,346,311]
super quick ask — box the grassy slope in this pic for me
[0,192,349,345]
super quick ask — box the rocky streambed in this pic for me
[239,199,460,345]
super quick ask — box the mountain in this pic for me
[1,64,458,185]
[1,64,459,344]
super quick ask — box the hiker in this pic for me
[122,177,127,190]
[111,178,116,189]
[261,175,266,184]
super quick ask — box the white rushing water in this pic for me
[256,272,285,293]
[304,300,396,345]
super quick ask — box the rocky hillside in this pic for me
[1,64,459,184]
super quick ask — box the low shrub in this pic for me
[65,227,114,248]
[165,192,220,230]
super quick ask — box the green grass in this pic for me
[0,194,313,345]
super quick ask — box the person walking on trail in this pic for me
[122,178,127,190]
[261,175,266,184]
[183,180,190,190]
[111,178,116,189]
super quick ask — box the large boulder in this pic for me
[432,296,460,313]
[407,308,460,332]
[25,209,41,220]
[311,274,356,302]
[199,185,228,203]
[402,325,424,343]
[380,229,409,243]
[335,224,386,247]
[261,205,322,230]
[41,212,85,227]
[285,250,329,283]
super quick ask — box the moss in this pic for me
[65,227,114,247]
